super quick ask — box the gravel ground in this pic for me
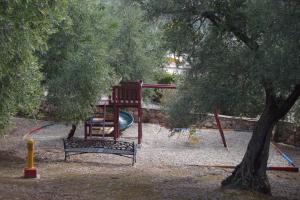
[31,122,288,167]
[128,124,289,167]
[0,117,299,200]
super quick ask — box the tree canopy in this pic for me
[41,0,164,127]
[40,0,116,124]
[107,0,164,82]
[141,0,300,121]
[0,0,165,133]
[0,0,67,131]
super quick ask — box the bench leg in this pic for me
[64,151,68,161]
[132,156,135,166]
[84,123,87,139]
[89,124,92,137]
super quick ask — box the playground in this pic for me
[0,117,300,200]
[33,122,294,168]
[1,0,299,198]
[0,81,298,200]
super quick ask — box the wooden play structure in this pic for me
[62,80,176,165]
[84,80,176,144]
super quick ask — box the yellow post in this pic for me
[24,139,38,178]
[26,139,34,169]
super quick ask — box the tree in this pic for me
[41,0,164,137]
[141,0,300,194]
[40,0,117,137]
[107,0,165,82]
[0,0,66,132]
[0,0,164,136]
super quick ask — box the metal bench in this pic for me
[63,138,137,165]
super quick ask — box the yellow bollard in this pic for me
[24,139,38,178]
[26,139,34,168]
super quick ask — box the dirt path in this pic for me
[0,117,299,200]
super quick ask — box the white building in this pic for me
[164,53,190,75]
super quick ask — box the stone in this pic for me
[204,122,213,128]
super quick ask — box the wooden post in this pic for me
[138,81,143,144]
[84,122,87,139]
[113,86,119,141]
[138,107,142,144]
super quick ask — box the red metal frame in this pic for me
[142,83,176,89]
[213,108,228,149]
[188,164,299,172]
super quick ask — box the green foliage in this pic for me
[149,72,178,103]
[0,0,67,131]
[0,0,165,130]
[162,88,197,128]
[155,72,177,84]
[107,0,165,82]
[41,1,116,124]
[142,0,300,126]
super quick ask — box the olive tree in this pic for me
[107,0,165,82]
[0,0,66,132]
[140,0,300,194]
[41,1,117,137]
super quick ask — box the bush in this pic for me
[148,72,178,103]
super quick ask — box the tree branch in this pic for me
[142,3,259,51]
[275,84,300,119]
[262,79,276,105]
[201,11,221,27]
[201,11,259,51]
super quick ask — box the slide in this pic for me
[119,111,134,131]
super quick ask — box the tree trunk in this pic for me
[221,84,300,194]
[221,103,277,194]
[67,124,77,139]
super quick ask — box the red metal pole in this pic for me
[188,164,298,172]
[23,123,55,140]
[267,166,299,172]
[213,108,228,149]
[142,83,177,89]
